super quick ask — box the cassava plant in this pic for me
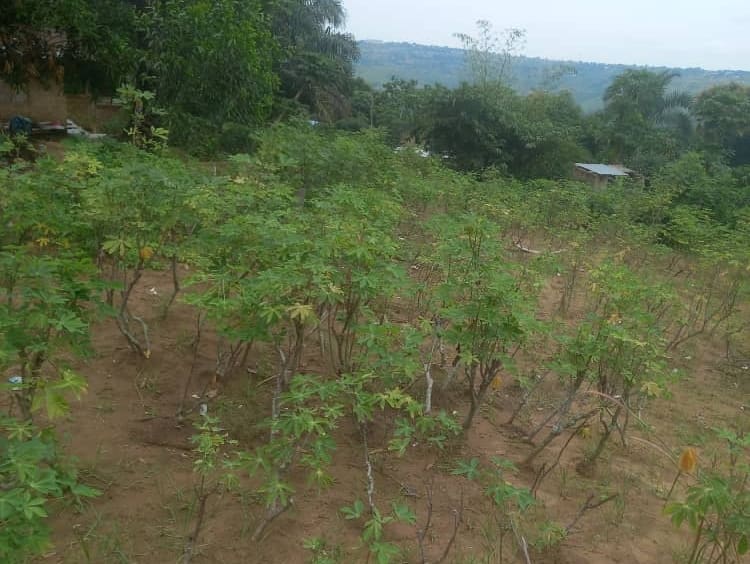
[80,146,200,357]
[340,497,417,564]
[308,186,406,375]
[182,415,238,564]
[1,373,100,564]
[665,428,750,563]
[525,261,676,472]
[452,457,536,561]
[0,250,99,421]
[662,206,749,351]
[241,374,346,541]
[429,213,538,431]
[116,84,169,151]
[185,172,297,382]
[0,416,100,563]
[525,260,676,470]
[577,262,675,472]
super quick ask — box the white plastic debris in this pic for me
[8,375,22,391]
[65,119,108,139]
[199,403,208,416]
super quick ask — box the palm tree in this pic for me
[268,0,359,119]
[602,69,693,167]
[604,69,692,126]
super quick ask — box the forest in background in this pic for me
[355,40,750,112]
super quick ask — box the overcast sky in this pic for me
[342,0,750,70]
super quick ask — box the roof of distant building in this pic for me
[575,163,630,176]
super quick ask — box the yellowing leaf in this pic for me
[608,312,622,325]
[678,447,697,473]
[641,381,662,398]
[288,303,316,324]
[328,283,343,295]
[139,246,154,261]
[32,387,68,419]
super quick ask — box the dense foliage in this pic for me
[2,119,749,560]
[1,7,749,564]
[1,0,357,153]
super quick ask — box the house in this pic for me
[573,163,637,188]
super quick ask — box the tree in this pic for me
[426,83,525,171]
[693,83,750,166]
[425,84,586,177]
[140,0,278,152]
[268,0,359,120]
[513,90,587,178]
[372,78,432,144]
[454,20,525,88]
[654,152,747,225]
[0,0,138,95]
[338,77,375,131]
[604,70,690,125]
[601,69,693,172]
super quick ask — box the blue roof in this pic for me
[575,163,629,176]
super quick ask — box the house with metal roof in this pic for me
[573,163,636,188]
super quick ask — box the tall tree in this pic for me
[372,78,430,145]
[454,20,525,88]
[140,0,278,150]
[268,0,359,120]
[0,0,138,95]
[601,69,692,172]
[425,82,586,177]
[604,70,691,125]
[693,83,750,165]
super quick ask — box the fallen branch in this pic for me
[514,242,566,255]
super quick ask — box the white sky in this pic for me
[342,0,750,70]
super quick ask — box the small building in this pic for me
[573,163,636,188]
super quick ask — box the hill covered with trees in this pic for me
[357,40,750,112]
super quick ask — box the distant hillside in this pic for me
[356,40,750,112]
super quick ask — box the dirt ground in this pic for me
[28,265,749,564]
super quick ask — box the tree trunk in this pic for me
[577,405,622,474]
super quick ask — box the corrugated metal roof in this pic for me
[575,163,630,176]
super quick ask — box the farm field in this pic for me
[2,131,748,564]
[4,2,750,563]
